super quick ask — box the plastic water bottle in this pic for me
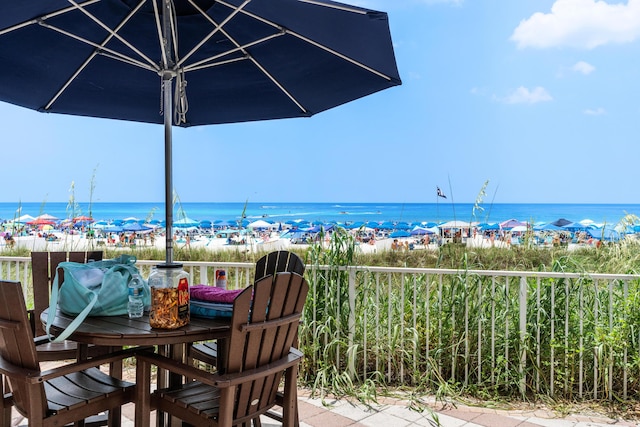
[215,269,227,290]
[128,274,144,318]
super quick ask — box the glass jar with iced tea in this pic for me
[148,263,190,329]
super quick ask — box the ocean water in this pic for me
[1,202,639,226]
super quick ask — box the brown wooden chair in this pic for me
[0,280,137,427]
[190,250,305,366]
[30,251,107,361]
[135,271,309,427]
[189,251,305,426]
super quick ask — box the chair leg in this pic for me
[282,366,299,427]
[0,374,11,427]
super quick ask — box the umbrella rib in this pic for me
[42,1,155,111]
[0,0,100,36]
[288,31,394,82]
[37,21,156,73]
[182,0,307,113]
[177,0,252,69]
[214,0,395,82]
[182,32,279,71]
[186,56,248,73]
[152,0,170,69]
[65,0,160,71]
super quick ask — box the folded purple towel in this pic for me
[190,285,243,304]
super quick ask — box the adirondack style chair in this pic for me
[190,250,305,365]
[189,251,306,425]
[135,271,309,427]
[0,280,137,427]
[30,251,107,361]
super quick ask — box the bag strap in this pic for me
[46,268,98,343]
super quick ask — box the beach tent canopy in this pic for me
[533,223,563,231]
[173,217,200,228]
[15,214,36,223]
[410,226,434,236]
[551,218,572,227]
[587,227,620,241]
[562,222,589,232]
[478,223,500,231]
[500,219,527,229]
[123,222,152,232]
[438,220,473,229]
[248,220,273,229]
[389,230,411,238]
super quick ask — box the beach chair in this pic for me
[189,251,306,425]
[135,271,309,427]
[0,280,137,427]
[30,251,108,361]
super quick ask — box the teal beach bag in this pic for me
[46,254,150,342]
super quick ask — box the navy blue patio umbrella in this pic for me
[0,0,401,264]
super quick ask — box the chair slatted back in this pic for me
[227,272,308,421]
[31,251,103,337]
[0,281,48,419]
[254,251,305,281]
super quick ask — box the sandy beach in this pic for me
[3,231,391,254]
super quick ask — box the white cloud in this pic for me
[502,87,553,104]
[584,107,606,115]
[573,61,595,74]
[511,0,640,49]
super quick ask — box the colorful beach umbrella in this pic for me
[0,1,401,264]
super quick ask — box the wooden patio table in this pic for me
[42,309,231,427]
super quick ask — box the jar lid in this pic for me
[154,262,184,269]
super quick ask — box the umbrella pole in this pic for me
[164,71,174,265]
[163,0,174,265]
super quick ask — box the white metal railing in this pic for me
[3,256,638,400]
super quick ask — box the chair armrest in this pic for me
[38,346,147,383]
[136,348,302,389]
[0,358,42,382]
[214,351,302,388]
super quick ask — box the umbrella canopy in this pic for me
[0,0,401,264]
[73,215,94,223]
[123,222,152,232]
[389,230,411,238]
[410,226,434,236]
[26,218,56,226]
[15,214,36,224]
[173,217,200,228]
[247,219,273,229]
[551,218,572,227]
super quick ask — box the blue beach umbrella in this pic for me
[0,0,401,264]
[345,221,365,230]
[103,225,124,233]
[123,222,152,232]
[389,230,411,238]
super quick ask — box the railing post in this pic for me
[519,275,527,397]
[348,267,356,380]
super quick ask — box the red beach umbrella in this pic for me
[73,216,94,223]
[26,218,56,226]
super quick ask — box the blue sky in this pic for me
[2,0,639,204]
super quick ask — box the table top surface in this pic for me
[42,308,231,346]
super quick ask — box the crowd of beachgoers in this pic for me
[0,213,635,253]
